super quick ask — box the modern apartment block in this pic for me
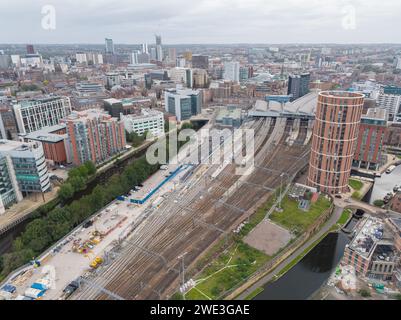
[287,73,310,102]
[13,96,72,135]
[121,109,165,137]
[169,67,193,88]
[191,55,209,69]
[0,155,23,215]
[105,38,114,54]
[105,72,121,89]
[377,92,401,120]
[307,91,364,194]
[0,139,51,197]
[353,108,387,171]
[164,88,202,121]
[192,69,208,88]
[0,105,19,140]
[75,52,103,65]
[65,109,126,166]
[103,97,153,118]
[223,61,240,83]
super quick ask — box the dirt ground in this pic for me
[244,219,293,256]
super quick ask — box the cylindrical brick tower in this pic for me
[307,91,364,194]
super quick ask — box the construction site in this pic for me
[68,112,314,300]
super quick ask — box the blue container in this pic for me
[31,283,47,291]
[1,284,16,293]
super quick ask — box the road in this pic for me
[236,205,343,300]
[333,198,386,215]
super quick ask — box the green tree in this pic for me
[58,183,74,201]
[373,199,384,207]
[67,167,81,179]
[90,186,105,210]
[1,249,36,276]
[84,161,96,176]
[126,131,146,147]
[0,154,161,278]
[20,219,52,252]
[359,288,371,297]
[77,165,89,178]
[69,176,86,192]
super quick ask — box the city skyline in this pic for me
[1,0,401,44]
[1,1,401,304]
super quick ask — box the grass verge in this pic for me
[349,179,363,191]
[185,241,270,300]
[269,196,331,236]
[244,287,264,300]
[337,209,352,225]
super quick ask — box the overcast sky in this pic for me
[0,0,400,44]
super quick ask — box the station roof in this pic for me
[249,91,318,119]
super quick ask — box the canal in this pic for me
[254,164,401,300]
[0,146,149,256]
[254,231,349,300]
[0,121,207,256]
[254,214,363,300]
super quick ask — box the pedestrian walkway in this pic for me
[333,198,386,215]
[0,187,59,235]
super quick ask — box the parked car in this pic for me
[83,220,93,229]
[63,280,80,298]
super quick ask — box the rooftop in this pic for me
[349,217,385,258]
[103,98,121,105]
[165,88,201,96]
[364,108,387,120]
[371,244,396,263]
[122,108,163,120]
[66,109,116,122]
[216,106,242,121]
[250,91,318,116]
[320,90,365,99]
[121,97,152,106]
[24,124,67,143]
[285,92,319,114]
[17,96,68,107]
[0,139,40,153]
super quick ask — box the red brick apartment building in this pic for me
[307,91,364,194]
[353,108,387,171]
[64,109,126,166]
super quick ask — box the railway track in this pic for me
[71,117,312,300]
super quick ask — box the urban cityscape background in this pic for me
[0,0,400,303]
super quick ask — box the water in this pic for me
[254,231,351,300]
[368,164,401,204]
[0,123,208,256]
[0,147,149,256]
